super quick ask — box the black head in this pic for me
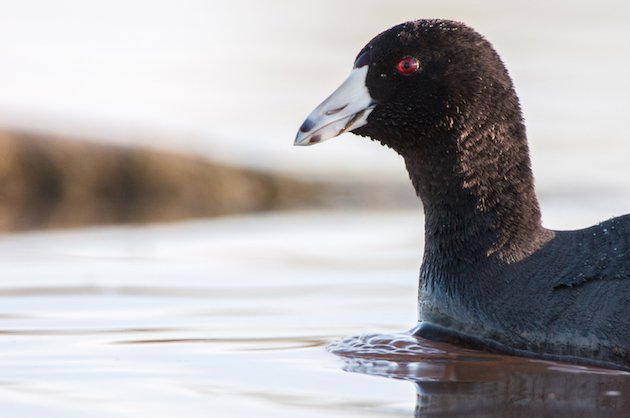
[356,20,519,151]
[295,19,521,156]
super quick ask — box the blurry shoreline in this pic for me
[0,130,417,232]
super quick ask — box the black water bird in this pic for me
[295,20,630,371]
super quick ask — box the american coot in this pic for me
[295,20,630,371]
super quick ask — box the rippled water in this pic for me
[1,210,628,417]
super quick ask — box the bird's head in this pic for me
[295,20,517,155]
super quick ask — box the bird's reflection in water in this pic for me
[329,333,630,417]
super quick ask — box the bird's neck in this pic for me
[403,119,552,267]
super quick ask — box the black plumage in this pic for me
[296,19,630,370]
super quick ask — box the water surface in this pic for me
[0,210,628,417]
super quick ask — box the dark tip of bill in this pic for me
[299,118,315,133]
[353,51,370,68]
[308,135,321,145]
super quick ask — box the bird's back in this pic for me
[418,214,630,370]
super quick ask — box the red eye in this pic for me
[396,57,419,75]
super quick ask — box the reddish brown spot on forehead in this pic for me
[354,51,370,68]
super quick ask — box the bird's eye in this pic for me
[395,57,419,75]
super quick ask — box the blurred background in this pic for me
[1,0,629,232]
